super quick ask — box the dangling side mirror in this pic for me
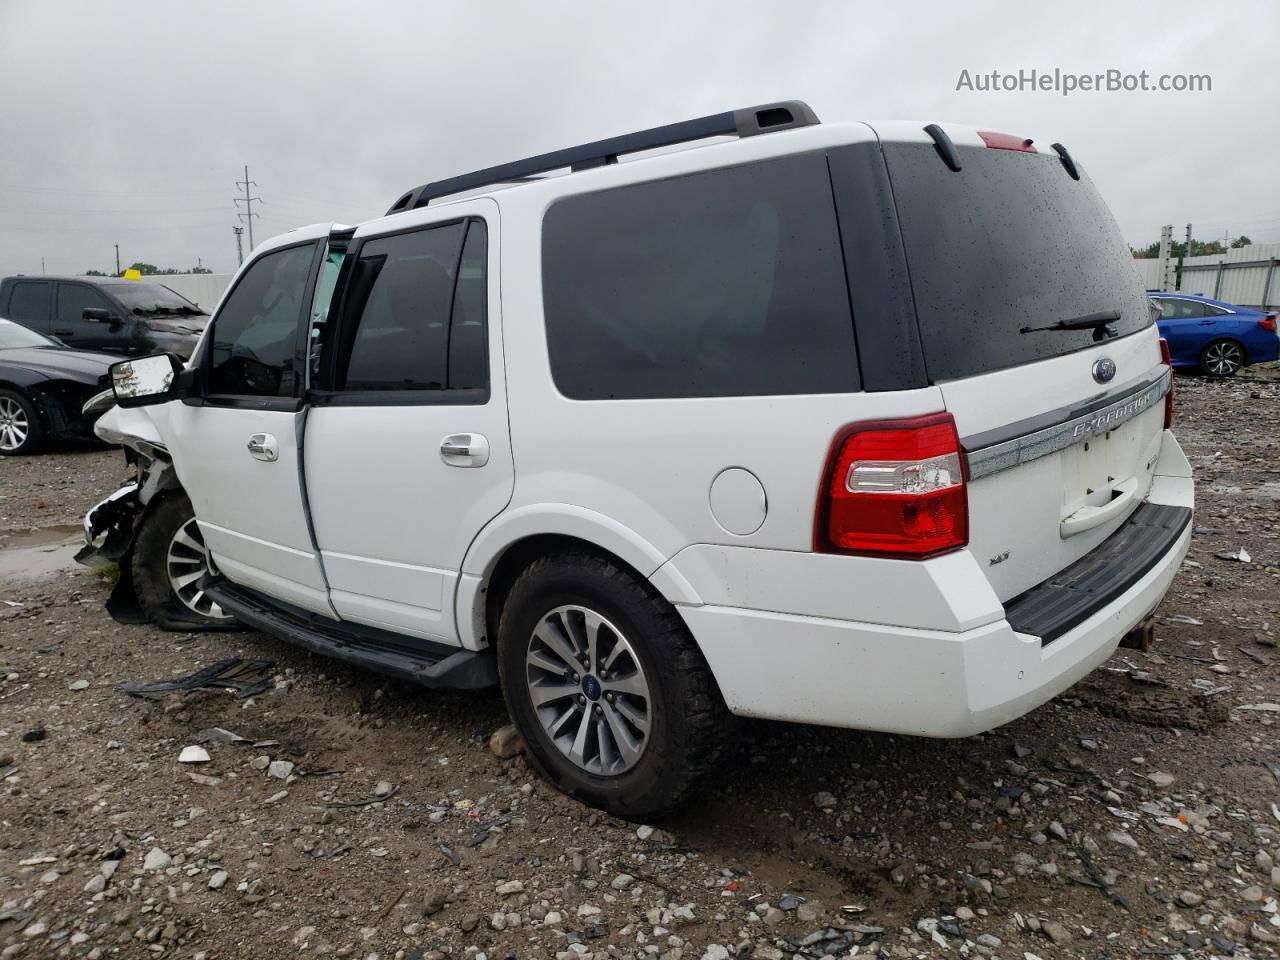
[108,353,185,408]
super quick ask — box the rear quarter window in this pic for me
[882,143,1153,382]
[541,154,859,400]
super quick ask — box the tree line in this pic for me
[84,262,212,277]
[1131,235,1253,259]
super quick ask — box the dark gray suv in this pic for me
[0,275,209,359]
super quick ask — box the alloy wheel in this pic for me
[0,396,30,453]
[525,604,652,776]
[1205,341,1243,376]
[165,518,231,620]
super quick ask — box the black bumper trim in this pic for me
[1004,502,1191,646]
[204,579,497,690]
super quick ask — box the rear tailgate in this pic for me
[878,125,1167,602]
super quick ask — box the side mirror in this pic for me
[109,353,184,408]
[83,307,122,327]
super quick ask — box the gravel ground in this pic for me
[1,374,1279,960]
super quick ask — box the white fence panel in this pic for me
[144,273,233,311]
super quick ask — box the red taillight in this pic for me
[977,130,1037,153]
[1261,313,1277,333]
[815,413,968,558]
[1159,338,1174,430]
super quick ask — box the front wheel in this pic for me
[132,493,238,631]
[1199,339,1245,377]
[0,389,41,455]
[497,551,729,818]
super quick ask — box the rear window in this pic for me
[541,154,859,400]
[883,143,1153,382]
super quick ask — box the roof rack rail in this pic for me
[386,100,819,215]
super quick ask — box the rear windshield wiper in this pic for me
[1020,310,1121,340]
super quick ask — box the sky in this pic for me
[0,0,1277,277]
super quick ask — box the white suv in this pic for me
[91,101,1193,816]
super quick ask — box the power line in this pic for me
[234,165,261,251]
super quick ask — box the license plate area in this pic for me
[1059,414,1151,521]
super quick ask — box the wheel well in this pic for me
[481,534,653,648]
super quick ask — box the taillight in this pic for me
[1261,313,1277,333]
[815,413,968,558]
[1159,338,1174,430]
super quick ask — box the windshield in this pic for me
[110,283,207,317]
[0,317,56,349]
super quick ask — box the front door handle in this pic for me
[440,433,489,467]
[247,433,279,462]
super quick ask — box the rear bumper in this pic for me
[675,430,1193,737]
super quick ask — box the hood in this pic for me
[0,346,115,382]
[137,314,209,335]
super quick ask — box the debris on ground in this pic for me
[118,656,275,699]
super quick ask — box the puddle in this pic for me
[0,525,85,582]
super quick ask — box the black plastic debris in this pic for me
[783,925,883,957]
[119,657,274,700]
[777,894,805,911]
[21,726,46,743]
[937,916,965,938]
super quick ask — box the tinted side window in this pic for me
[57,284,115,323]
[209,243,316,397]
[1157,299,1176,319]
[6,282,51,326]
[542,155,858,400]
[339,220,487,393]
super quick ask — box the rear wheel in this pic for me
[1199,339,1245,377]
[0,389,41,455]
[497,550,728,817]
[132,492,237,630]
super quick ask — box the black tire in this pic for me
[0,388,42,455]
[1199,338,1245,377]
[131,492,238,631]
[496,550,729,818]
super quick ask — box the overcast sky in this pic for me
[1,0,1276,277]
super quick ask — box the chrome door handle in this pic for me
[246,433,279,462]
[440,433,489,467]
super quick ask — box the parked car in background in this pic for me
[0,317,113,454]
[0,275,209,359]
[1149,292,1279,376]
[88,103,1193,816]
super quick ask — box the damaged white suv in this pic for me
[85,101,1193,816]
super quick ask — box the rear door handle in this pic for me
[440,433,489,467]
[247,433,279,462]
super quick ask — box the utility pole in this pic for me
[41,257,45,275]
[234,165,261,251]
[114,244,121,276]
[232,226,245,266]
[1158,225,1175,292]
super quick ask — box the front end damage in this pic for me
[75,405,182,623]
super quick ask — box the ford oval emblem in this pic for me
[1092,357,1117,384]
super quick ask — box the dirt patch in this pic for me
[2,376,1280,959]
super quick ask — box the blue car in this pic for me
[1150,292,1279,376]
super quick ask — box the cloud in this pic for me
[0,0,1276,276]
